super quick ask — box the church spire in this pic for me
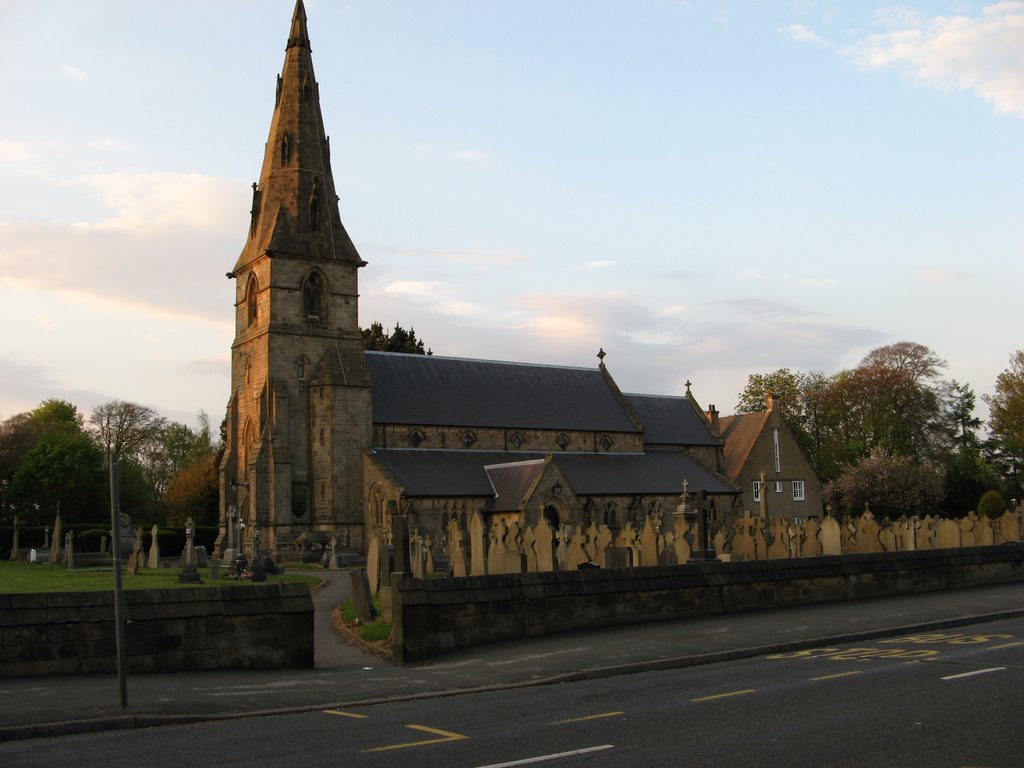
[233,0,363,273]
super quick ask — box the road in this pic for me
[3,616,1022,767]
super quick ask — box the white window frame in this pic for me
[793,480,805,501]
[773,428,781,473]
[775,481,782,493]
[752,481,761,503]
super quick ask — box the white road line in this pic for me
[475,744,615,767]
[940,667,1006,681]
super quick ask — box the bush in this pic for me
[977,490,1007,518]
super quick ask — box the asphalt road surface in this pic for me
[3,616,1022,767]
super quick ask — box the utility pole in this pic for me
[109,451,128,709]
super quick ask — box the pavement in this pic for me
[2,573,1024,742]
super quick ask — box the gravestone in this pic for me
[878,522,897,552]
[366,535,381,595]
[918,515,937,550]
[753,514,768,559]
[593,524,613,566]
[935,518,961,549]
[801,518,822,557]
[147,524,160,569]
[854,510,881,554]
[50,512,63,566]
[447,521,468,578]
[712,527,729,558]
[391,515,411,576]
[127,527,144,575]
[819,515,842,556]
[731,511,755,561]
[64,531,74,569]
[563,527,590,571]
[178,517,202,583]
[469,511,487,576]
[532,517,556,573]
[766,516,790,559]
[975,515,995,546]
[424,535,436,575]
[997,510,1020,543]
[959,512,978,547]
[487,520,505,575]
[672,513,691,564]
[639,517,659,567]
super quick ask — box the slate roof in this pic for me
[625,394,720,447]
[718,412,770,480]
[365,352,639,433]
[369,449,736,499]
[485,460,547,513]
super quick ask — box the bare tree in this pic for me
[88,400,167,461]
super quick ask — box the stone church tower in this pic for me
[220,0,371,557]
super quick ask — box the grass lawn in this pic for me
[0,560,322,594]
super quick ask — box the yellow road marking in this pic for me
[323,709,369,718]
[811,671,863,682]
[551,711,624,724]
[989,641,1024,650]
[363,724,468,752]
[689,689,756,703]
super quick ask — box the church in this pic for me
[218,1,821,562]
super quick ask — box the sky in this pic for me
[0,0,1022,430]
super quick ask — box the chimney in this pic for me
[705,404,720,436]
[766,392,777,413]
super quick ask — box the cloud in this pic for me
[71,172,240,233]
[841,2,1024,117]
[781,24,828,46]
[585,259,616,269]
[0,140,33,170]
[60,63,87,80]
[919,268,968,283]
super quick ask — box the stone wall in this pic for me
[390,544,1024,663]
[0,583,313,677]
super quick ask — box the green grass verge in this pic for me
[0,560,321,594]
[339,596,391,643]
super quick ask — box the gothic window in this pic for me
[461,431,477,448]
[281,135,290,166]
[302,272,324,319]
[603,501,619,529]
[408,428,425,448]
[556,433,570,450]
[246,275,259,326]
[509,431,524,449]
[296,356,308,380]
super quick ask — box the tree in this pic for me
[824,451,944,520]
[9,429,104,524]
[937,380,997,515]
[984,350,1024,499]
[89,401,167,462]
[0,412,36,524]
[361,322,431,354]
[163,453,219,527]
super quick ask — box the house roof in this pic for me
[625,394,720,446]
[365,352,640,433]
[718,411,770,480]
[368,449,736,499]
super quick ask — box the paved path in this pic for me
[1,576,1023,742]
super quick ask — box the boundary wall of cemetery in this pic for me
[391,544,1024,663]
[0,583,314,677]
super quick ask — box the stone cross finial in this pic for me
[597,348,606,364]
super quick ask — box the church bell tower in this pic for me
[220,0,372,558]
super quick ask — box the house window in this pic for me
[775,481,782,493]
[773,428,781,473]
[752,481,761,503]
[793,480,806,501]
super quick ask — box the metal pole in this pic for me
[109,451,128,709]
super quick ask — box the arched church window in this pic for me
[302,272,324,319]
[280,135,290,166]
[296,356,307,380]
[246,275,259,326]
